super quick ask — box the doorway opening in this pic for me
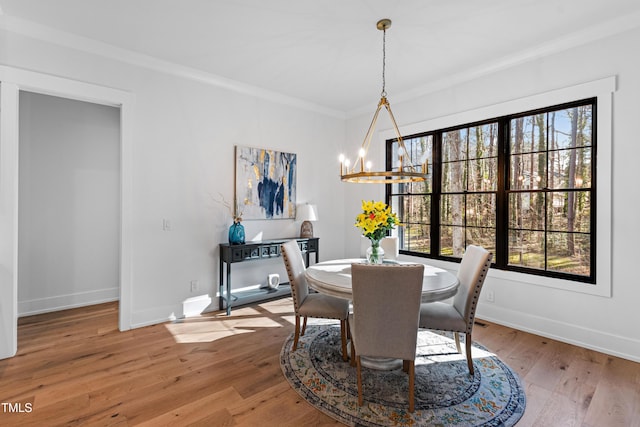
[18,91,120,317]
[0,67,133,359]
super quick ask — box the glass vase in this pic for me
[228,221,245,245]
[366,239,385,264]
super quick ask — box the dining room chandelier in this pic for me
[339,19,428,184]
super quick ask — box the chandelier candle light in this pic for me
[339,19,428,184]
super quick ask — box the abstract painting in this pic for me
[235,146,297,220]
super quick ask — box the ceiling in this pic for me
[1,0,639,115]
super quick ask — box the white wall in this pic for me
[0,26,346,339]
[345,27,640,361]
[18,92,120,315]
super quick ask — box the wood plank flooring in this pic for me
[0,299,638,426]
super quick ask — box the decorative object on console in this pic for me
[339,19,428,184]
[355,200,399,264]
[213,192,245,245]
[235,145,297,220]
[228,218,245,245]
[296,203,318,238]
[267,273,280,290]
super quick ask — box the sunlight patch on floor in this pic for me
[416,333,496,366]
[164,305,290,343]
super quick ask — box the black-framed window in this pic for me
[387,98,595,283]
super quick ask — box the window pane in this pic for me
[547,232,590,276]
[549,147,592,189]
[510,153,547,190]
[400,195,431,225]
[402,223,430,253]
[466,193,496,228]
[393,193,430,255]
[392,180,430,195]
[468,157,498,191]
[552,105,592,150]
[511,114,547,154]
[466,227,496,255]
[442,161,466,192]
[509,192,544,230]
[442,129,467,161]
[508,230,545,269]
[440,225,465,257]
[391,136,433,191]
[547,191,591,233]
[468,123,498,159]
[402,135,433,167]
[440,194,464,226]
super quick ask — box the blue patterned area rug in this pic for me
[280,324,525,426]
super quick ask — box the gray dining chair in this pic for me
[418,245,492,375]
[349,263,424,413]
[281,240,350,361]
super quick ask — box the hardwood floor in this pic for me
[0,299,638,426]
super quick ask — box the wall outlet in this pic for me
[486,290,495,303]
[190,280,198,292]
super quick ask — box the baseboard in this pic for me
[18,287,119,317]
[476,304,640,363]
[129,295,216,329]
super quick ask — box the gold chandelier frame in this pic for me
[340,19,427,184]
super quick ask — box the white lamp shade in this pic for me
[296,204,318,222]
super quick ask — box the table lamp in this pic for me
[296,204,318,238]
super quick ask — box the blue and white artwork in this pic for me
[235,146,297,220]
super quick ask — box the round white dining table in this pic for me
[305,258,459,302]
[305,258,459,370]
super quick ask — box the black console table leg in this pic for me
[219,257,224,314]
[226,261,231,316]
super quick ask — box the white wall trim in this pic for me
[0,15,345,120]
[0,65,134,359]
[0,65,130,107]
[0,81,20,359]
[476,305,640,363]
[131,305,183,329]
[387,76,616,297]
[18,288,119,317]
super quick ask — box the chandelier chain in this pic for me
[381,28,387,98]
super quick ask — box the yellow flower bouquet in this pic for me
[355,200,399,263]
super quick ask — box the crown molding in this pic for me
[0,15,346,120]
[3,7,639,122]
[346,9,640,119]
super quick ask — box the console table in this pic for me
[219,237,319,315]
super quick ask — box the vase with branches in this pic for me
[215,193,245,245]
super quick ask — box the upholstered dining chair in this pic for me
[418,245,492,375]
[280,240,350,361]
[349,263,424,413]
